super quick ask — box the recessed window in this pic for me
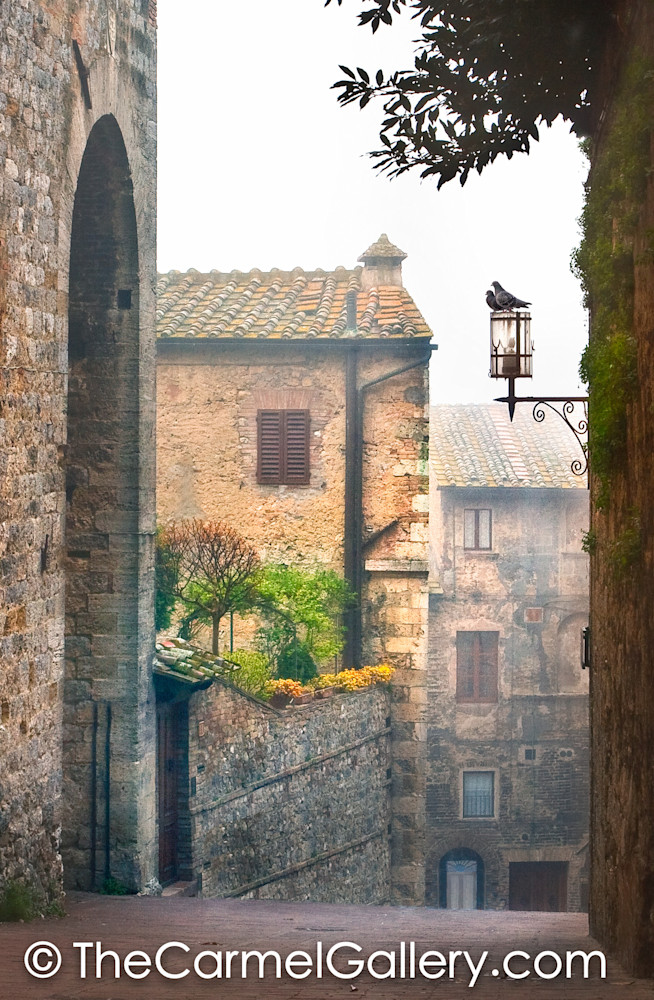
[257,409,310,485]
[463,771,495,818]
[524,748,536,761]
[456,631,498,703]
[464,509,492,550]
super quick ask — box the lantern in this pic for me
[490,310,532,380]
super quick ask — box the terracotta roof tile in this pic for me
[156,265,431,341]
[154,637,240,686]
[431,404,587,489]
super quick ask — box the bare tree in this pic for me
[160,520,260,654]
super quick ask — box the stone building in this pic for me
[153,638,391,901]
[427,405,589,911]
[156,235,432,904]
[0,1,157,899]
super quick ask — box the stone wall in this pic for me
[588,0,654,974]
[0,0,157,899]
[428,486,589,909]
[177,682,391,902]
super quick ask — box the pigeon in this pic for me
[490,280,531,310]
[486,289,502,311]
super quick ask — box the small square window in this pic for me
[464,509,492,550]
[463,771,495,818]
[524,748,536,761]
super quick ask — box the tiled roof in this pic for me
[154,637,240,687]
[431,404,588,489]
[156,264,431,341]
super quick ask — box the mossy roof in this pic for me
[154,637,240,686]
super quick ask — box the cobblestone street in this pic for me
[1,893,652,1000]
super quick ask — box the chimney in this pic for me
[358,233,407,291]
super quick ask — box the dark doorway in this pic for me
[157,701,182,884]
[509,861,569,911]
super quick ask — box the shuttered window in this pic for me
[456,631,499,703]
[257,409,310,485]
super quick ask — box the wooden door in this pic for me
[157,701,179,884]
[509,862,568,911]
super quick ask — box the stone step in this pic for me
[161,880,198,898]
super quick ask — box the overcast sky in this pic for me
[157,0,589,405]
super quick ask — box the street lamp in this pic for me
[490,309,533,384]
[489,309,588,478]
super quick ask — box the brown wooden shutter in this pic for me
[257,409,310,485]
[456,632,475,701]
[257,410,282,483]
[457,631,498,703]
[283,409,310,484]
[477,632,498,701]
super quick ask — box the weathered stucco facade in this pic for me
[0,0,157,899]
[428,406,589,911]
[156,237,431,904]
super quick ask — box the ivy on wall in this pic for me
[572,56,653,510]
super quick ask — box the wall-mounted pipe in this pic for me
[343,345,436,667]
[90,701,98,889]
[104,702,112,882]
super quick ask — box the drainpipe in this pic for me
[343,344,436,668]
[90,701,98,889]
[104,702,112,883]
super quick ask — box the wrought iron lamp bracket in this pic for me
[495,378,589,478]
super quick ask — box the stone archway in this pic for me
[62,115,154,892]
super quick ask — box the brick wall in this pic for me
[179,682,391,902]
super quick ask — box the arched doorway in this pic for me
[439,848,485,909]
[62,115,147,891]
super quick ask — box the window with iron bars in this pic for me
[463,771,495,818]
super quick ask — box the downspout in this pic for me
[90,701,98,889]
[104,701,112,883]
[343,344,436,667]
[343,348,359,667]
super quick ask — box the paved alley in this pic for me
[1,893,652,999]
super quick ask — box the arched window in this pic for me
[439,848,485,909]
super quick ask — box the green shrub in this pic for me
[227,648,273,698]
[0,879,64,921]
[100,877,131,896]
[276,639,318,684]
